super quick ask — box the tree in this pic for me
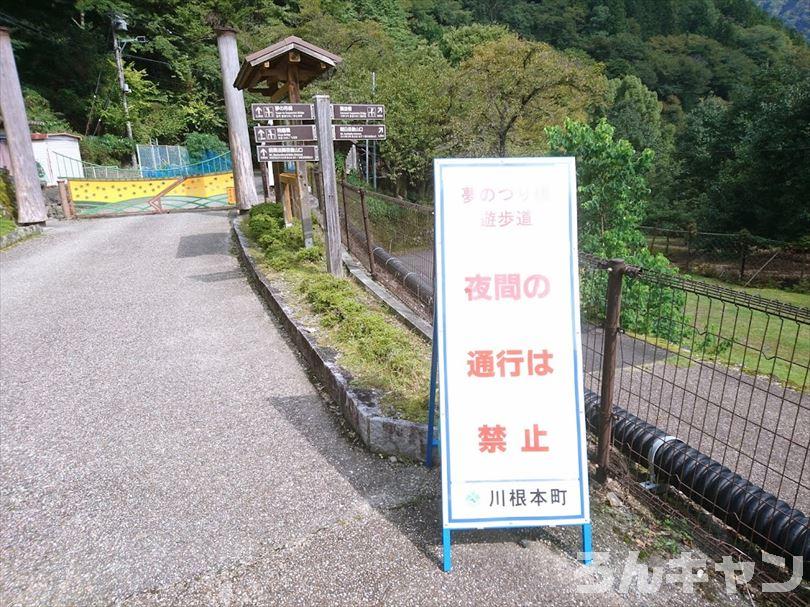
[546,118,684,340]
[546,118,653,260]
[439,23,512,64]
[606,75,663,152]
[307,15,451,196]
[449,35,608,157]
[23,89,72,133]
[713,68,810,240]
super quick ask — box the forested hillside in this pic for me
[756,0,810,38]
[3,1,809,241]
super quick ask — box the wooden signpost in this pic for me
[250,99,386,278]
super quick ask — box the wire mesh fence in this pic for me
[337,179,435,317]
[578,255,809,587]
[643,226,809,289]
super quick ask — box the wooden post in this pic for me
[215,27,259,213]
[286,54,314,248]
[739,230,749,281]
[279,173,296,226]
[0,27,47,225]
[259,162,271,202]
[272,161,283,204]
[340,178,349,248]
[57,180,75,219]
[313,95,342,277]
[359,189,377,279]
[596,259,626,483]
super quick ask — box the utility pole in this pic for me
[215,27,259,212]
[111,16,137,168]
[0,27,47,224]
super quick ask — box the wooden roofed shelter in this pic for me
[234,36,342,236]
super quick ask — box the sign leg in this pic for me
[580,524,593,565]
[442,528,452,572]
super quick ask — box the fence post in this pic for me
[686,223,697,272]
[738,229,750,281]
[359,189,377,279]
[596,258,626,483]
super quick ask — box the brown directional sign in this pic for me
[331,104,385,120]
[251,103,314,121]
[254,124,317,143]
[333,124,387,141]
[256,145,319,162]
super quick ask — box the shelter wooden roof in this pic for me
[233,36,342,101]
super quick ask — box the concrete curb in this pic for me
[232,218,437,463]
[0,224,42,249]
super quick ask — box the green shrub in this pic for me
[296,245,323,263]
[80,135,133,166]
[184,132,228,162]
[243,211,429,422]
[249,202,283,219]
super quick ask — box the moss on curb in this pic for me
[244,203,431,423]
[0,217,15,238]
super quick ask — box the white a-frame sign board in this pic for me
[427,157,592,572]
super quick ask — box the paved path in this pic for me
[1,213,729,606]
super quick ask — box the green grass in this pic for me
[673,275,809,389]
[244,203,431,423]
[0,217,16,238]
[685,274,810,308]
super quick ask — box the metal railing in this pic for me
[52,151,233,181]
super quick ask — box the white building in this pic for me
[30,133,84,186]
[0,131,85,186]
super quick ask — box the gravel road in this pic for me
[1,212,738,606]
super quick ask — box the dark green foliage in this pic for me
[547,119,687,341]
[23,89,72,133]
[184,133,228,162]
[79,135,135,166]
